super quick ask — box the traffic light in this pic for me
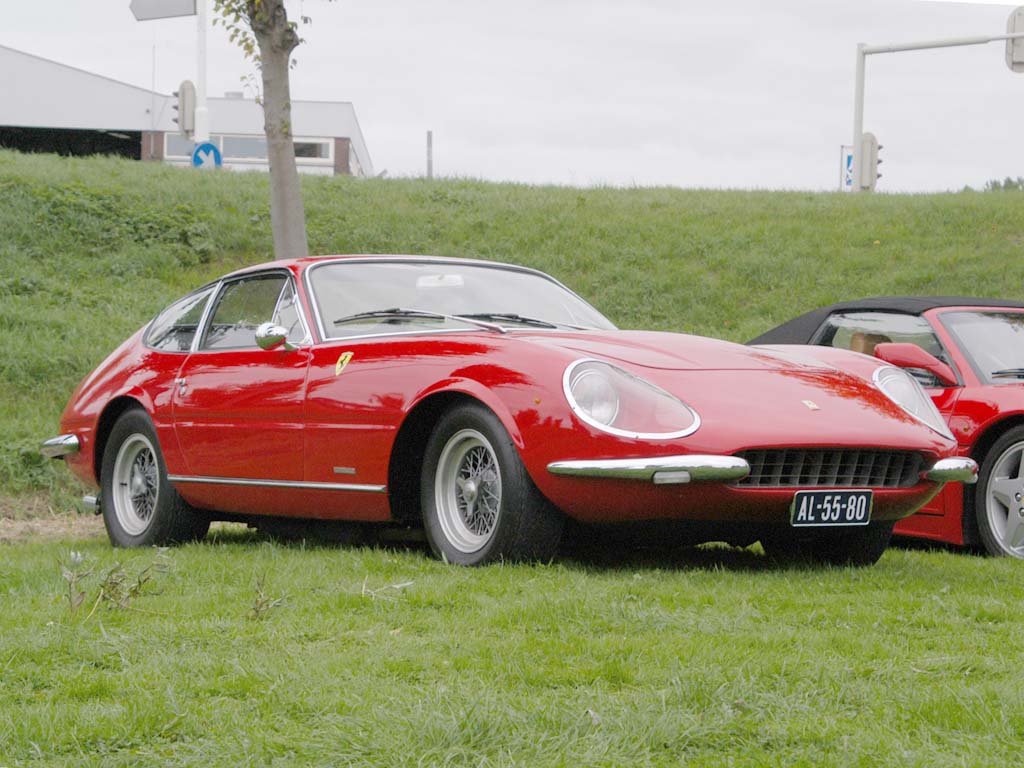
[860,132,883,191]
[173,80,196,138]
[1007,7,1024,73]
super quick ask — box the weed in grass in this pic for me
[90,556,166,615]
[57,549,92,613]
[57,548,171,619]
[249,572,286,620]
[360,576,415,601]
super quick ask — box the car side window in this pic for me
[145,286,216,352]
[202,274,289,350]
[813,311,949,386]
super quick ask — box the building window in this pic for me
[165,133,196,158]
[295,141,330,159]
[222,135,267,159]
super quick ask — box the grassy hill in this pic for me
[3,148,1024,494]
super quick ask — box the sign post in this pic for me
[129,0,209,144]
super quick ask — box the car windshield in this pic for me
[308,260,616,338]
[941,311,1024,385]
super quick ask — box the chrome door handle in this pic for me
[175,377,187,395]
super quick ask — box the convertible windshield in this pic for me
[941,311,1024,385]
[309,260,615,338]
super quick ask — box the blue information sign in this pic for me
[192,142,222,170]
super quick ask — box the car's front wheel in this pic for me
[761,521,894,567]
[100,409,209,547]
[420,403,563,565]
[974,426,1024,558]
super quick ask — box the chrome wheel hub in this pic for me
[435,429,502,554]
[112,434,159,537]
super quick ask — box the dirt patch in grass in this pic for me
[0,493,103,543]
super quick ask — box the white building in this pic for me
[0,44,373,177]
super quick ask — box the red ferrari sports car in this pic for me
[751,297,1024,558]
[42,257,975,566]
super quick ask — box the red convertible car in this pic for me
[751,297,1024,558]
[42,257,975,566]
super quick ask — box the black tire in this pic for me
[761,521,894,567]
[971,426,1024,558]
[420,402,563,565]
[100,409,210,547]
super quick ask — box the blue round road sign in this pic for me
[191,142,222,170]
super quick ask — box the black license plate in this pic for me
[790,490,873,527]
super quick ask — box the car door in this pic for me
[172,271,311,483]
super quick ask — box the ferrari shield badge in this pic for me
[802,400,821,411]
[335,351,354,376]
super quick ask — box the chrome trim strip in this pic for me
[923,457,978,485]
[561,358,701,440]
[40,434,80,459]
[167,474,387,493]
[191,279,224,353]
[547,455,750,483]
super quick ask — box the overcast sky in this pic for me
[3,0,1023,191]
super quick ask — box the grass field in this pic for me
[2,149,1024,765]
[3,530,1023,767]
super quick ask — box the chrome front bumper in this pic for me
[547,454,980,487]
[923,457,978,485]
[40,434,80,459]
[546,455,751,485]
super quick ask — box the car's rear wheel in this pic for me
[974,426,1024,558]
[100,409,209,547]
[761,521,894,567]
[420,402,563,565]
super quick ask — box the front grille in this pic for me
[736,449,923,489]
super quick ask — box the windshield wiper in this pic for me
[456,312,592,330]
[332,307,505,333]
[991,368,1024,379]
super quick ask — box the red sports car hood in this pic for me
[528,330,831,372]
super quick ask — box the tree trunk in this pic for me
[249,0,309,259]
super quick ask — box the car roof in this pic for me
[221,254,526,281]
[748,296,1024,345]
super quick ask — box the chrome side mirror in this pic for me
[255,322,298,352]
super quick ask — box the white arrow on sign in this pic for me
[130,0,196,22]
[195,148,217,168]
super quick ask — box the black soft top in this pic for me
[748,296,1024,345]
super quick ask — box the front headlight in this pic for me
[563,359,700,439]
[873,365,954,441]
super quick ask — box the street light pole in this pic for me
[851,26,1024,191]
[852,44,866,192]
[194,0,209,144]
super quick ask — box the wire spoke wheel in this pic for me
[435,428,502,553]
[111,433,160,536]
[421,403,564,565]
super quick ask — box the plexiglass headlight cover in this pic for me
[563,359,700,439]
[873,365,954,441]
